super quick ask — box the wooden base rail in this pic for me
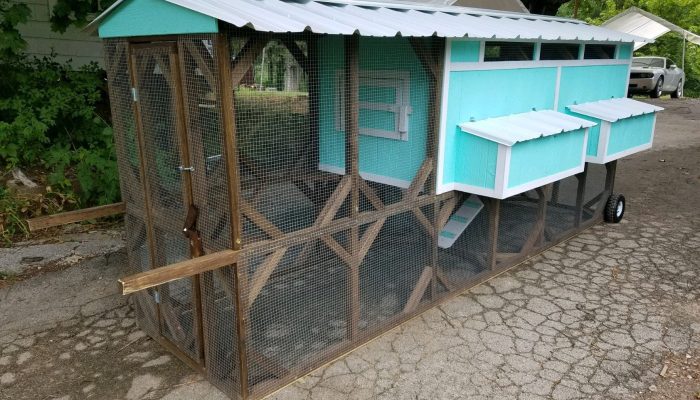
[26,202,126,232]
[119,249,239,295]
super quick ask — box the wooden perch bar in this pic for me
[27,202,125,232]
[119,249,239,295]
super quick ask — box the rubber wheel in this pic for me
[650,76,664,98]
[671,80,683,99]
[604,194,625,223]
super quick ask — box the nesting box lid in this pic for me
[567,97,664,123]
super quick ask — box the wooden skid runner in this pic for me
[27,202,125,232]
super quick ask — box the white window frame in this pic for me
[335,70,412,141]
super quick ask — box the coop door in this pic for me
[129,42,203,362]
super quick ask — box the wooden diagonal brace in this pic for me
[404,158,433,201]
[183,40,216,93]
[247,247,287,305]
[403,266,433,314]
[412,208,435,238]
[280,37,309,74]
[241,199,284,239]
[359,178,384,211]
[231,37,270,87]
[357,217,386,262]
[408,38,439,81]
[321,236,353,267]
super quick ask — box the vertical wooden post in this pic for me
[574,163,588,227]
[486,197,500,270]
[604,160,617,194]
[214,33,249,399]
[345,34,360,340]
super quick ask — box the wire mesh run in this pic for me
[105,30,617,400]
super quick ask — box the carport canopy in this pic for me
[602,6,700,69]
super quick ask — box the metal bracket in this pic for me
[177,165,195,172]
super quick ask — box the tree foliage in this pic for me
[557,0,700,97]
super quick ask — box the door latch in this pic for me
[177,165,195,172]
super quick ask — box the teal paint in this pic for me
[557,64,629,112]
[507,129,586,188]
[453,133,499,189]
[318,36,430,184]
[566,111,601,156]
[607,113,655,156]
[450,41,481,63]
[617,43,634,60]
[442,67,557,187]
[98,0,218,38]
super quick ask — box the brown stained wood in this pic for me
[280,36,309,74]
[314,175,352,227]
[214,33,250,399]
[404,158,433,201]
[436,194,460,231]
[357,217,386,262]
[247,248,287,305]
[435,267,454,292]
[27,202,125,232]
[403,266,433,314]
[119,250,239,295]
[519,187,549,255]
[240,200,284,239]
[321,236,353,267]
[231,37,269,87]
[408,38,439,80]
[412,208,435,238]
[485,198,501,270]
[183,41,216,92]
[359,178,384,211]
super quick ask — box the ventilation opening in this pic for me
[540,43,580,60]
[484,41,535,62]
[583,44,616,60]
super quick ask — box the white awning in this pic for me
[458,110,596,147]
[603,7,700,50]
[87,0,649,42]
[567,98,664,123]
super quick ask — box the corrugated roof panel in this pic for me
[459,110,596,146]
[87,0,652,42]
[567,98,664,122]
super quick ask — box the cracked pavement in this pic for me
[1,99,699,399]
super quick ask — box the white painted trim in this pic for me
[478,41,485,63]
[494,144,509,195]
[578,44,585,60]
[450,58,630,71]
[450,182,498,198]
[318,163,412,189]
[553,66,562,110]
[601,142,653,163]
[436,38,452,195]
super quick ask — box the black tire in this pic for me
[671,80,683,99]
[650,76,664,98]
[604,194,625,223]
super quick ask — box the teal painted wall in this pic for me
[98,0,218,38]
[450,41,480,63]
[617,43,634,59]
[556,64,629,112]
[507,129,586,188]
[443,67,557,186]
[607,113,655,156]
[318,36,430,185]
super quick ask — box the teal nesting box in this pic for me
[567,98,663,163]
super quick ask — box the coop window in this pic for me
[539,43,580,60]
[484,41,535,62]
[335,70,412,141]
[583,44,616,59]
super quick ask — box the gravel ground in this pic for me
[0,98,698,400]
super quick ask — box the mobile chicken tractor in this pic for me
[88,0,662,398]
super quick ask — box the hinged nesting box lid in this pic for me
[567,97,664,122]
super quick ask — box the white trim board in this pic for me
[318,163,412,189]
[436,38,452,195]
[450,58,630,71]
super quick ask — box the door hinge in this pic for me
[131,87,139,102]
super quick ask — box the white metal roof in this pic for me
[458,110,596,147]
[567,98,664,123]
[88,0,649,42]
[603,7,700,50]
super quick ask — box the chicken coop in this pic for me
[88,0,663,398]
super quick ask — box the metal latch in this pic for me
[131,87,139,102]
[177,165,195,172]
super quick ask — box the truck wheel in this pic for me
[671,80,683,99]
[604,194,625,223]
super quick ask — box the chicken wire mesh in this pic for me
[105,30,617,400]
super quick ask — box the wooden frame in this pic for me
[103,27,621,400]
